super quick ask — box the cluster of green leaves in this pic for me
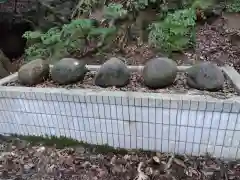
[104,3,128,21]
[23,19,117,61]
[129,0,157,10]
[226,0,240,12]
[148,8,196,54]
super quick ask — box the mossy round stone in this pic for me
[186,62,224,91]
[51,58,87,84]
[94,57,130,87]
[18,59,49,86]
[143,57,177,88]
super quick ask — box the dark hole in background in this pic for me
[0,21,33,61]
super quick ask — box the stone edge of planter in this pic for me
[0,65,240,103]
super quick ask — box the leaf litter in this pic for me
[0,135,240,180]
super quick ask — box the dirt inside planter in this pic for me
[0,135,240,180]
[4,71,238,99]
[77,13,240,74]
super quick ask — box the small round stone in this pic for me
[94,57,130,87]
[51,58,87,84]
[186,62,225,91]
[18,59,49,86]
[142,57,177,88]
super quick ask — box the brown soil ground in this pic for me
[0,135,240,180]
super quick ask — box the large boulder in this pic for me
[51,58,87,84]
[94,57,130,87]
[186,62,225,91]
[0,62,9,79]
[18,59,49,86]
[0,50,16,73]
[142,57,177,88]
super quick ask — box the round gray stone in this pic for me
[18,59,49,86]
[51,58,87,84]
[94,57,130,87]
[142,57,177,88]
[186,62,225,91]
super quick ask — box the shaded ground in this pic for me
[84,13,240,73]
[0,136,240,180]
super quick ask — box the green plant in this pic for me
[104,3,128,21]
[127,0,157,10]
[71,0,98,18]
[227,0,240,12]
[148,8,196,54]
[23,19,117,61]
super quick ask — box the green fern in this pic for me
[23,19,117,62]
[129,0,157,10]
[148,8,196,53]
[104,3,128,20]
[227,0,240,12]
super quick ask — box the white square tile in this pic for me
[208,129,218,145]
[136,122,143,137]
[196,112,204,127]
[186,127,195,143]
[227,113,238,130]
[99,119,107,133]
[123,122,130,136]
[193,128,202,144]
[162,125,169,140]
[162,109,170,124]
[169,109,178,125]
[110,105,118,119]
[232,131,240,147]
[129,106,136,122]
[129,122,137,137]
[161,140,169,153]
[219,113,229,129]
[179,126,187,142]
[180,110,189,126]
[148,108,156,123]
[156,124,162,139]
[122,106,130,121]
[155,108,163,124]
[88,118,96,132]
[141,107,149,122]
[216,130,225,145]
[149,123,156,138]
[125,136,131,149]
[211,112,221,129]
[113,134,120,147]
[224,130,234,146]
[137,137,143,149]
[204,112,213,128]
[201,128,210,144]
[148,138,155,150]
[142,122,149,138]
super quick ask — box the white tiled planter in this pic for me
[0,65,240,159]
